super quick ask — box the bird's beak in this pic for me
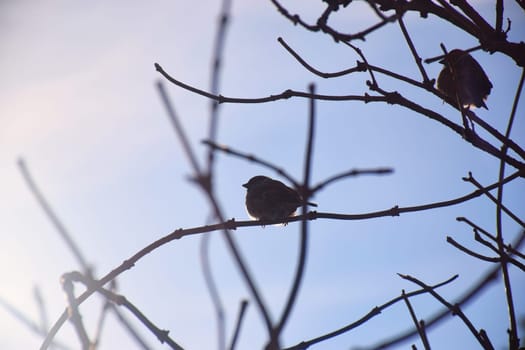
[242,183,248,188]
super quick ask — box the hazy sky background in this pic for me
[1,1,524,349]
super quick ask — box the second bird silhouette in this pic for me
[437,49,493,110]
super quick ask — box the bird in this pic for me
[436,49,493,109]
[242,175,317,222]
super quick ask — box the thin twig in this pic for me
[361,230,525,350]
[446,236,500,263]
[206,0,233,180]
[341,41,378,87]
[311,167,393,193]
[283,275,458,350]
[398,274,494,350]
[463,173,525,228]
[61,273,91,350]
[18,159,90,272]
[401,290,431,350]
[156,82,202,175]
[277,37,366,78]
[396,8,430,84]
[202,140,299,188]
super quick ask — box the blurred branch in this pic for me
[401,290,431,350]
[0,296,71,350]
[157,81,274,339]
[228,300,249,350]
[61,273,91,350]
[33,286,50,345]
[201,232,225,350]
[91,300,111,350]
[64,272,184,350]
[18,159,90,273]
[283,275,458,350]
[398,273,495,349]
[18,159,151,349]
[206,0,233,180]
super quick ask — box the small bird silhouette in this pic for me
[242,175,317,222]
[437,49,493,109]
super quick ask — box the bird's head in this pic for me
[242,175,271,189]
[439,49,466,66]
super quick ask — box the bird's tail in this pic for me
[307,202,318,207]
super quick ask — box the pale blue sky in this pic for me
[1,1,524,349]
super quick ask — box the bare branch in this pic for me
[398,274,495,350]
[283,275,458,350]
[446,236,500,263]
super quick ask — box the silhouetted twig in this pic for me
[401,290,431,350]
[398,274,495,350]
[395,8,431,84]
[202,140,300,188]
[311,167,393,193]
[463,173,525,228]
[65,271,184,350]
[283,275,458,350]
[446,236,500,263]
[362,229,525,349]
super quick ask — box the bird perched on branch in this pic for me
[437,49,493,109]
[242,175,317,222]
